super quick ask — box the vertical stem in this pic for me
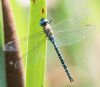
[1,0,24,87]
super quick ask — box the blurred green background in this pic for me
[1,0,100,87]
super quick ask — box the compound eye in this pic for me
[40,18,48,26]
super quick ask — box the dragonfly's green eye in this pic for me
[40,18,48,26]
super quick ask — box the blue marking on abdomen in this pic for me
[49,35,74,82]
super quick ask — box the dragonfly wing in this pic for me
[5,37,46,69]
[52,8,91,33]
[4,41,18,52]
[54,25,95,46]
[4,31,45,52]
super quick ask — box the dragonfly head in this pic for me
[40,18,48,27]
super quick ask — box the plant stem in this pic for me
[1,0,24,87]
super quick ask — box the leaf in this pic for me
[26,0,47,87]
[0,1,7,87]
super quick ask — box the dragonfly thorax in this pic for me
[43,27,53,38]
[44,23,53,33]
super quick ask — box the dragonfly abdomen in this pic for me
[50,36,74,82]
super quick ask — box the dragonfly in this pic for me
[2,9,94,82]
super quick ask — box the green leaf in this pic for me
[26,0,47,87]
[0,1,7,87]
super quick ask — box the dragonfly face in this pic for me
[40,18,48,26]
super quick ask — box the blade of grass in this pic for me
[0,1,7,87]
[26,0,47,87]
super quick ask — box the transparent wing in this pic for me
[3,9,95,51]
[54,25,95,46]
[51,9,95,46]
[3,31,45,52]
[52,9,91,32]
